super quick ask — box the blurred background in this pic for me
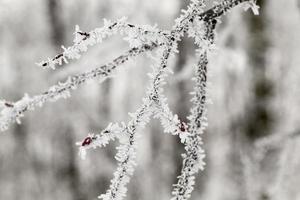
[1,0,300,199]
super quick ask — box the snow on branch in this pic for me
[243,0,260,15]
[171,18,216,200]
[77,41,176,199]
[0,0,258,199]
[37,17,169,70]
[0,43,160,132]
[0,0,254,133]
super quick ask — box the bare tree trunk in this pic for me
[239,1,276,199]
[11,120,29,200]
[47,0,65,50]
[244,0,274,141]
[56,126,86,200]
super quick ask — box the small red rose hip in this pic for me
[82,137,92,146]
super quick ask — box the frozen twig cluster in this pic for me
[0,0,258,199]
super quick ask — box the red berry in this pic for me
[82,137,92,146]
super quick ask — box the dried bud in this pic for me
[4,102,14,108]
[179,122,187,132]
[82,137,93,146]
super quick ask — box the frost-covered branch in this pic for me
[78,41,177,199]
[0,0,253,132]
[171,17,216,199]
[0,0,258,200]
[37,17,168,69]
[0,43,160,131]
